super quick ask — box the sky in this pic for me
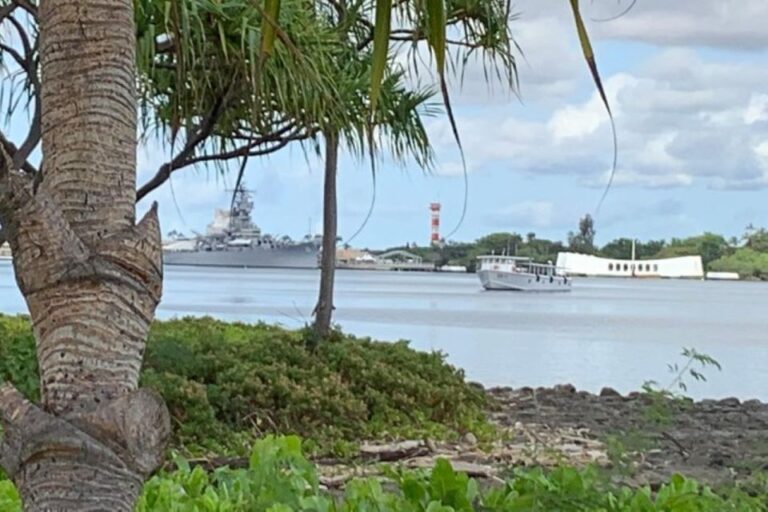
[12,1,768,249]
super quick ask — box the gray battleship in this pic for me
[162,187,321,269]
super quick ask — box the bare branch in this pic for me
[182,131,309,168]
[0,11,41,171]
[7,14,33,59]
[0,3,18,23]
[0,383,40,477]
[137,129,309,202]
[0,131,38,175]
[0,42,27,71]
[0,383,37,429]
[136,85,235,202]
[14,94,40,168]
[11,0,36,19]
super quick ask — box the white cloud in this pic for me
[487,201,555,229]
[744,94,768,124]
[516,0,768,50]
[584,169,693,190]
[548,74,636,140]
[426,46,768,191]
[434,160,475,177]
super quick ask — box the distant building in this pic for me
[706,271,740,281]
[376,250,423,264]
[335,248,434,272]
[336,248,376,264]
[556,252,704,279]
[0,242,11,260]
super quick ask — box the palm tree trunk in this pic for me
[313,132,339,339]
[0,1,169,509]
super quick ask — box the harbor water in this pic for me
[2,261,767,400]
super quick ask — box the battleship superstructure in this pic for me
[162,186,321,269]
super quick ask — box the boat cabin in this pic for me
[477,255,559,276]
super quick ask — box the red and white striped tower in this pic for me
[430,202,441,246]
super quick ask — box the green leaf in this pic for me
[261,0,281,58]
[430,458,457,499]
[369,0,393,114]
[426,0,446,73]
[568,0,617,213]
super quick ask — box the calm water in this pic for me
[2,261,767,400]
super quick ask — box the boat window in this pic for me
[608,263,614,271]
[646,264,651,272]
[653,264,659,272]
[623,264,629,271]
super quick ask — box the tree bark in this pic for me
[313,132,339,339]
[0,1,170,510]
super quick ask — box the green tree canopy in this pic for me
[744,226,768,253]
[568,214,596,254]
[600,238,666,260]
[709,248,768,280]
[655,233,731,269]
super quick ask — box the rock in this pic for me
[482,385,768,490]
[451,461,496,478]
[359,440,428,461]
[408,458,495,478]
[461,432,478,447]
[554,384,576,394]
[600,387,622,398]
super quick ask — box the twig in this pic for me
[660,431,689,458]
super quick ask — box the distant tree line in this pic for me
[384,218,768,279]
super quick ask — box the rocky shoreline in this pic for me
[314,385,768,489]
[186,385,768,491]
[486,385,768,487]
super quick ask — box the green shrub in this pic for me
[0,315,39,402]
[136,437,768,511]
[6,436,763,511]
[709,249,768,279]
[0,315,489,456]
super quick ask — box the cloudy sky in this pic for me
[135,0,768,248]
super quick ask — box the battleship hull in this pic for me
[163,243,320,269]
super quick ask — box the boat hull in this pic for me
[163,243,320,269]
[478,269,572,292]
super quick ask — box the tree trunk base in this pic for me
[0,386,170,511]
[17,461,143,511]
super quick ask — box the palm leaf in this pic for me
[569,0,617,213]
[260,0,281,58]
[369,0,392,114]
[425,0,466,239]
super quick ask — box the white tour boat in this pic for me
[477,255,571,292]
